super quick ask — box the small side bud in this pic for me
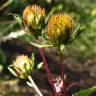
[8,55,34,79]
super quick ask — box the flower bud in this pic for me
[8,55,34,79]
[23,5,45,37]
[47,14,74,46]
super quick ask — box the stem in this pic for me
[28,76,43,96]
[39,48,57,96]
[0,0,13,11]
[59,49,67,96]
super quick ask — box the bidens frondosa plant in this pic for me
[8,4,94,96]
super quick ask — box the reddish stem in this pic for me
[39,48,57,96]
[67,82,79,91]
[59,50,67,96]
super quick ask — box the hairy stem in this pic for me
[28,76,43,96]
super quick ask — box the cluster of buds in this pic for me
[23,5,45,37]
[47,14,74,46]
[22,4,75,47]
[8,55,34,79]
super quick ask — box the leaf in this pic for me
[68,24,86,44]
[74,86,96,96]
[8,65,18,77]
[45,7,57,24]
[74,24,86,37]
[30,42,53,48]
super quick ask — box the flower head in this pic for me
[8,55,34,79]
[47,14,74,46]
[23,5,45,36]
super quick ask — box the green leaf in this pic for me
[74,24,86,37]
[30,42,53,48]
[45,7,57,24]
[68,24,86,44]
[8,65,18,77]
[74,86,96,96]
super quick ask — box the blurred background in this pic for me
[0,0,96,96]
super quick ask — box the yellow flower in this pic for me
[9,55,34,79]
[23,5,45,36]
[47,14,74,46]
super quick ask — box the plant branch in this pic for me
[28,76,43,96]
[39,48,57,96]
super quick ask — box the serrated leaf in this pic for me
[74,86,96,96]
[30,42,53,48]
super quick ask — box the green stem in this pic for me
[28,76,43,96]
[59,49,67,96]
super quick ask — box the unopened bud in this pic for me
[47,14,74,46]
[23,5,45,37]
[8,55,34,79]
